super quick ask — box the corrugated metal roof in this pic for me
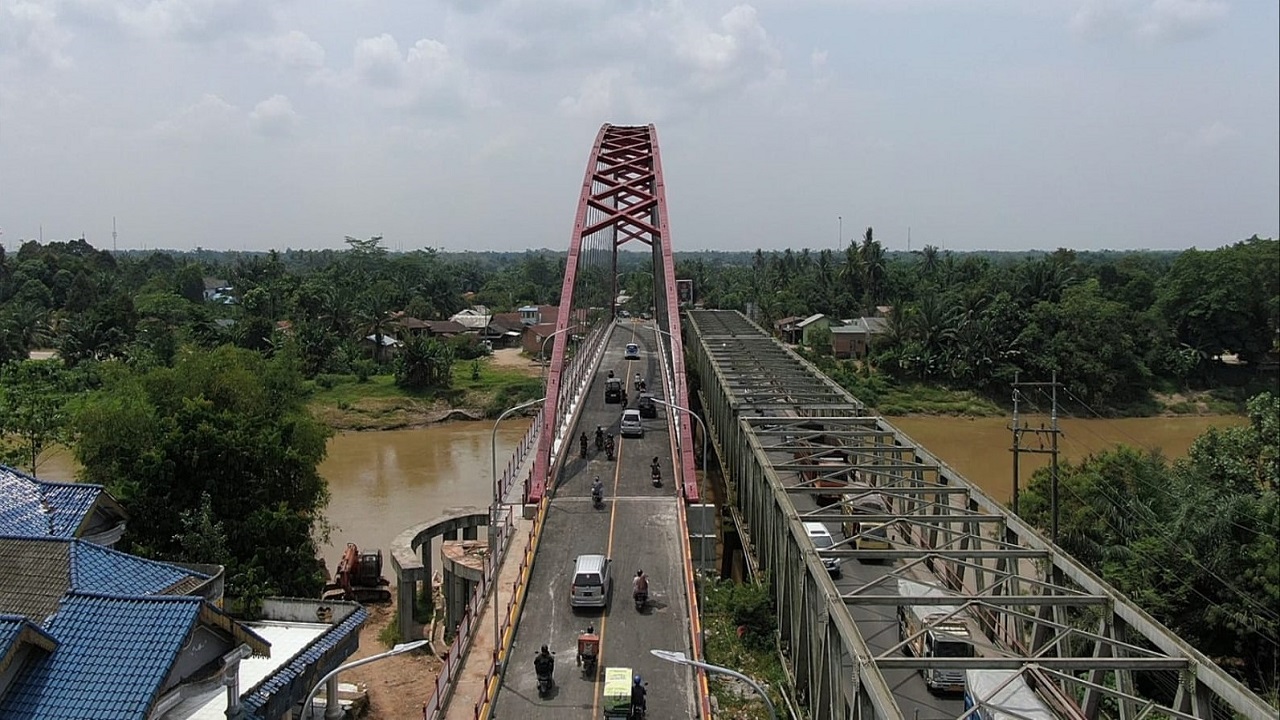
[0,537,210,623]
[0,537,73,623]
[0,466,106,538]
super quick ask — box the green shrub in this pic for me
[352,359,376,383]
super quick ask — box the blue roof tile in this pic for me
[241,606,368,717]
[0,466,105,539]
[70,541,210,596]
[0,593,204,720]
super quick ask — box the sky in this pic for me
[1,0,1277,254]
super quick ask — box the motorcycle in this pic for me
[633,590,648,612]
[534,652,555,698]
[595,428,605,452]
[650,462,662,487]
[605,436,615,461]
[592,486,604,509]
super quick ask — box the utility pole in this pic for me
[1009,375,1064,544]
[1010,372,1022,514]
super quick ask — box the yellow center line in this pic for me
[591,351,634,718]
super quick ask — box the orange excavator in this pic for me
[322,543,392,604]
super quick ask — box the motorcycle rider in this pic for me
[580,432,589,458]
[534,645,554,682]
[605,433,615,460]
[650,456,661,480]
[591,476,604,505]
[595,425,605,451]
[632,570,649,597]
[631,675,647,716]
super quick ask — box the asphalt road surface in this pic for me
[495,323,698,720]
[772,443,966,720]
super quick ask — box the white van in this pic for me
[803,522,842,579]
[624,343,640,360]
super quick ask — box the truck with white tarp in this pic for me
[963,669,1058,720]
[897,577,975,693]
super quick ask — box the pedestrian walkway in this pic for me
[439,461,537,720]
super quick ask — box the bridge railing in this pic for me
[441,323,610,720]
[419,405,542,719]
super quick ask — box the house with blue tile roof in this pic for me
[0,535,370,720]
[0,465,129,547]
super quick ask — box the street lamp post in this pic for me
[540,326,575,387]
[306,640,429,719]
[490,396,546,669]
[649,649,779,720]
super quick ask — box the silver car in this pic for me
[570,554,611,609]
[619,409,644,438]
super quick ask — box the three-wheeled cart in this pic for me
[603,667,634,719]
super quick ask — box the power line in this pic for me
[1031,389,1280,628]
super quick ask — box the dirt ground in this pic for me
[488,347,542,376]
[343,597,442,720]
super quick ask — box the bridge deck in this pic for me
[494,323,698,720]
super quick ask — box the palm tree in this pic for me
[920,245,941,277]
[859,228,886,309]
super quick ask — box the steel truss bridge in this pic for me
[456,124,1270,720]
[683,309,1272,720]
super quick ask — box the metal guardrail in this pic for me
[684,309,1273,720]
[419,412,539,720]
[420,323,613,720]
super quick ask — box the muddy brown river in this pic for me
[32,414,1243,570]
[887,414,1246,503]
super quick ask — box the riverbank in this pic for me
[306,348,544,431]
[834,371,1256,418]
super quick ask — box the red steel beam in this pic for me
[528,124,699,507]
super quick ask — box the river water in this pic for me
[886,414,1246,504]
[32,414,1243,569]
[34,421,532,571]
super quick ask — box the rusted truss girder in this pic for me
[682,308,1273,720]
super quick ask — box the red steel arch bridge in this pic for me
[441,125,1272,720]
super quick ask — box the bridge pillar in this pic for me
[441,540,485,640]
[417,544,434,615]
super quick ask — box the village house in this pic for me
[831,316,891,359]
[0,465,368,720]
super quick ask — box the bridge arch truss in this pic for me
[531,124,698,502]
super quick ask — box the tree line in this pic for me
[677,233,1278,410]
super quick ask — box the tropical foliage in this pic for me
[71,346,331,599]
[1020,393,1279,696]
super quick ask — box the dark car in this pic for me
[604,377,623,403]
[638,393,657,418]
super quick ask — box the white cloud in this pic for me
[151,93,242,143]
[1161,120,1237,150]
[347,33,492,113]
[1137,0,1227,41]
[249,94,299,137]
[558,67,660,121]
[664,4,784,95]
[353,33,404,87]
[251,30,325,70]
[2,0,74,69]
[1070,0,1227,43]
